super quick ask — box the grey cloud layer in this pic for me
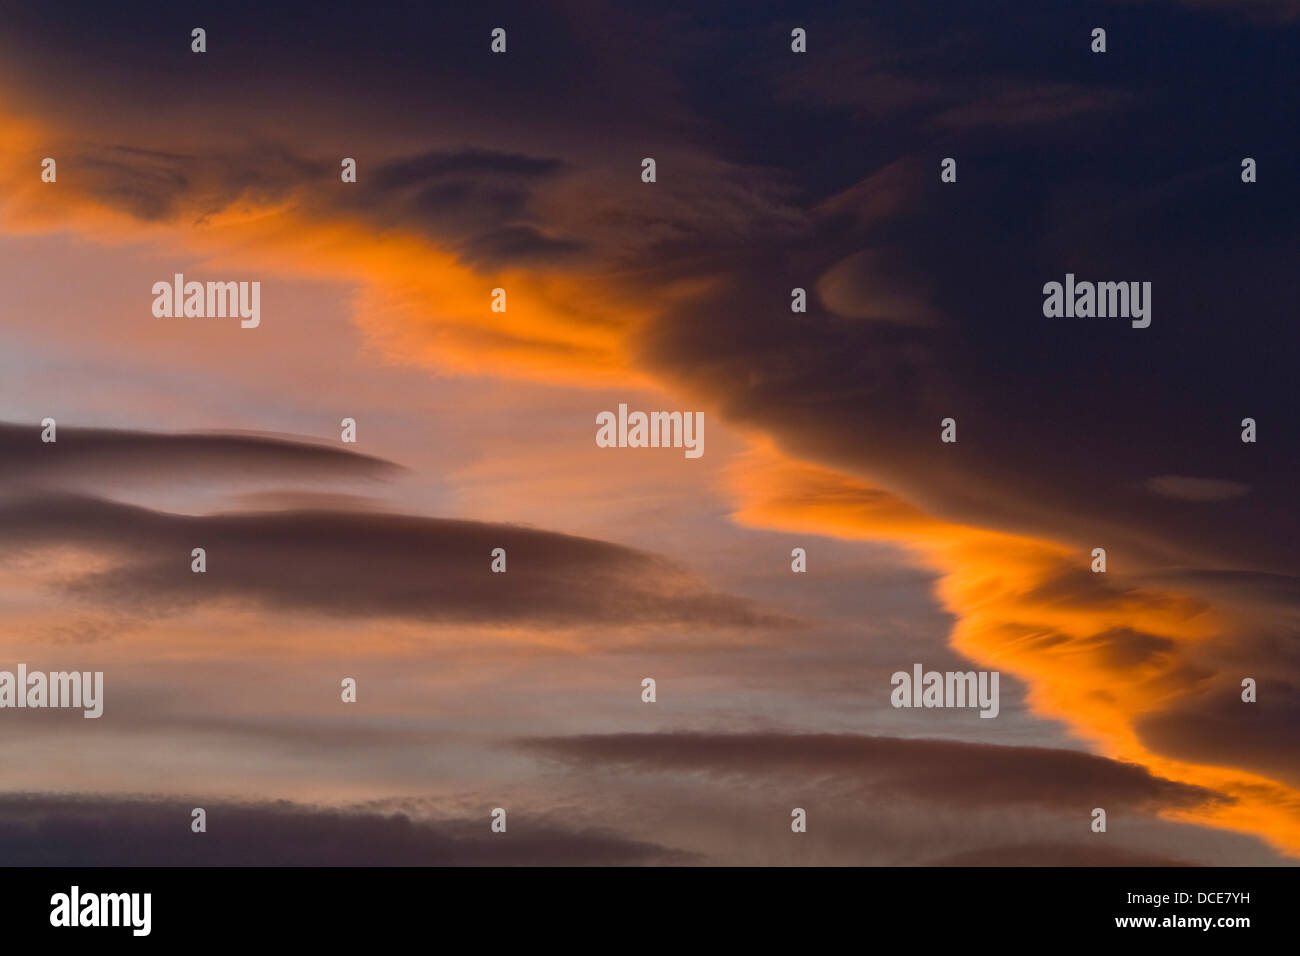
[0,422,399,488]
[0,423,785,631]
[1,493,786,629]
[521,732,1227,811]
[0,793,683,866]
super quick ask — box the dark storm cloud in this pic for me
[520,732,1227,811]
[631,0,1300,580]
[0,493,787,631]
[636,150,1300,575]
[0,793,684,865]
[540,4,1300,587]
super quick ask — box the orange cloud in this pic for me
[0,101,653,389]
[726,438,1300,856]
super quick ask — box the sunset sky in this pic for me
[0,0,1297,865]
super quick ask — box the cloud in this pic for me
[722,444,1300,855]
[521,732,1227,811]
[67,141,588,270]
[0,492,788,631]
[0,422,400,491]
[1137,681,1300,787]
[72,142,330,223]
[0,793,684,865]
[371,149,565,188]
[0,423,788,633]
[362,149,590,268]
[459,224,586,267]
[1153,569,1300,611]
[815,248,944,325]
[1145,476,1250,502]
[0,0,1294,863]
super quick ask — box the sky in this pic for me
[0,0,1296,865]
